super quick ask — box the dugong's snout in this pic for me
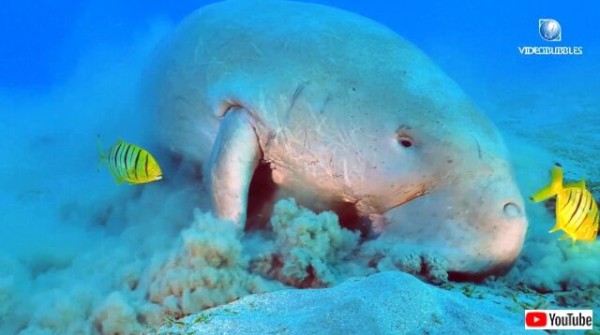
[380,170,528,277]
[474,195,528,276]
[467,171,528,275]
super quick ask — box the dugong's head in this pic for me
[375,135,526,276]
[364,106,527,277]
[285,23,529,277]
[342,93,527,276]
[325,38,528,276]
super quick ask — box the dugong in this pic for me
[149,0,528,276]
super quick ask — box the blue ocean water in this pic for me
[0,0,598,334]
[2,0,598,96]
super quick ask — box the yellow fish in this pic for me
[531,163,599,244]
[97,139,163,185]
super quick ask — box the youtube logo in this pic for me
[524,310,593,330]
[525,311,547,328]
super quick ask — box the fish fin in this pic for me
[558,234,570,241]
[549,224,561,233]
[564,179,586,189]
[530,164,563,202]
[96,135,107,171]
[208,107,260,227]
[114,175,125,185]
[106,166,124,185]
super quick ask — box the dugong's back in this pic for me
[150,0,478,162]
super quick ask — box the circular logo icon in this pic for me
[539,19,561,41]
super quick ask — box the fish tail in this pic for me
[530,163,563,202]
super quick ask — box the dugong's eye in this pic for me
[395,125,415,149]
[397,135,413,148]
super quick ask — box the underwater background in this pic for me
[0,0,598,334]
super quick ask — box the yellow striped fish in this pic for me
[97,139,163,185]
[531,163,599,244]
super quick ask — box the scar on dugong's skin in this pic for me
[148,0,528,276]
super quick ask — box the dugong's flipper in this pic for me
[208,107,260,226]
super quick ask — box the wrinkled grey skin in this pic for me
[148,0,527,275]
